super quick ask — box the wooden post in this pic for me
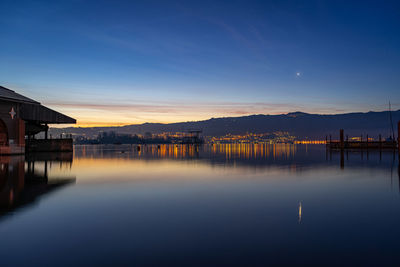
[366,134,369,149]
[340,129,344,149]
[398,121,400,153]
[44,123,48,140]
[340,130,344,169]
[379,134,382,150]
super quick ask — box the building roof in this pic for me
[21,104,76,124]
[0,85,76,124]
[0,86,40,104]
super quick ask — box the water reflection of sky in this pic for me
[0,144,399,266]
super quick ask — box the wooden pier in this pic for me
[327,122,400,151]
[327,139,397,149]
[26,138,73,153]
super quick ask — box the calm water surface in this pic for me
[0,144,399,266]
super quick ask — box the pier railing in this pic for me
[327,140,397,149]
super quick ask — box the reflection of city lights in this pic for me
[119,143,300,160]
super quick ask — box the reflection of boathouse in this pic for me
[0,86,76,154]
[0,154,75,215]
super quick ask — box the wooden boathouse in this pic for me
[0,86,76,154]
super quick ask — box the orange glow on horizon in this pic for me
[45,100,370,128]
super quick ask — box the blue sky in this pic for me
[1,0,399,125]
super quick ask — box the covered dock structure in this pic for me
[0,86,76,154]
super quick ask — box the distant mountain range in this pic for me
[50,110,400,140]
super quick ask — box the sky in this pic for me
[1,0,399,126]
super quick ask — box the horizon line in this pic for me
[55,109,400,128]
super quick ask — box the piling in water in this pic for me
[340,129,344,149]
[398,121,400,154]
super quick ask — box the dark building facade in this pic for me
[0,86,76,154]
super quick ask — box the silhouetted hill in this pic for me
[51,110,400,140]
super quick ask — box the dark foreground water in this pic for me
[0,144,399,266]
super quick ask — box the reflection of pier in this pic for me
[326,125,400,176]
[0,154,75,217]
[328,146,400,192]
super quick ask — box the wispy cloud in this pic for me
[44,99,372,126]
[46,99,304,113]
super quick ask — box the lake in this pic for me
[0,144,399,266]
